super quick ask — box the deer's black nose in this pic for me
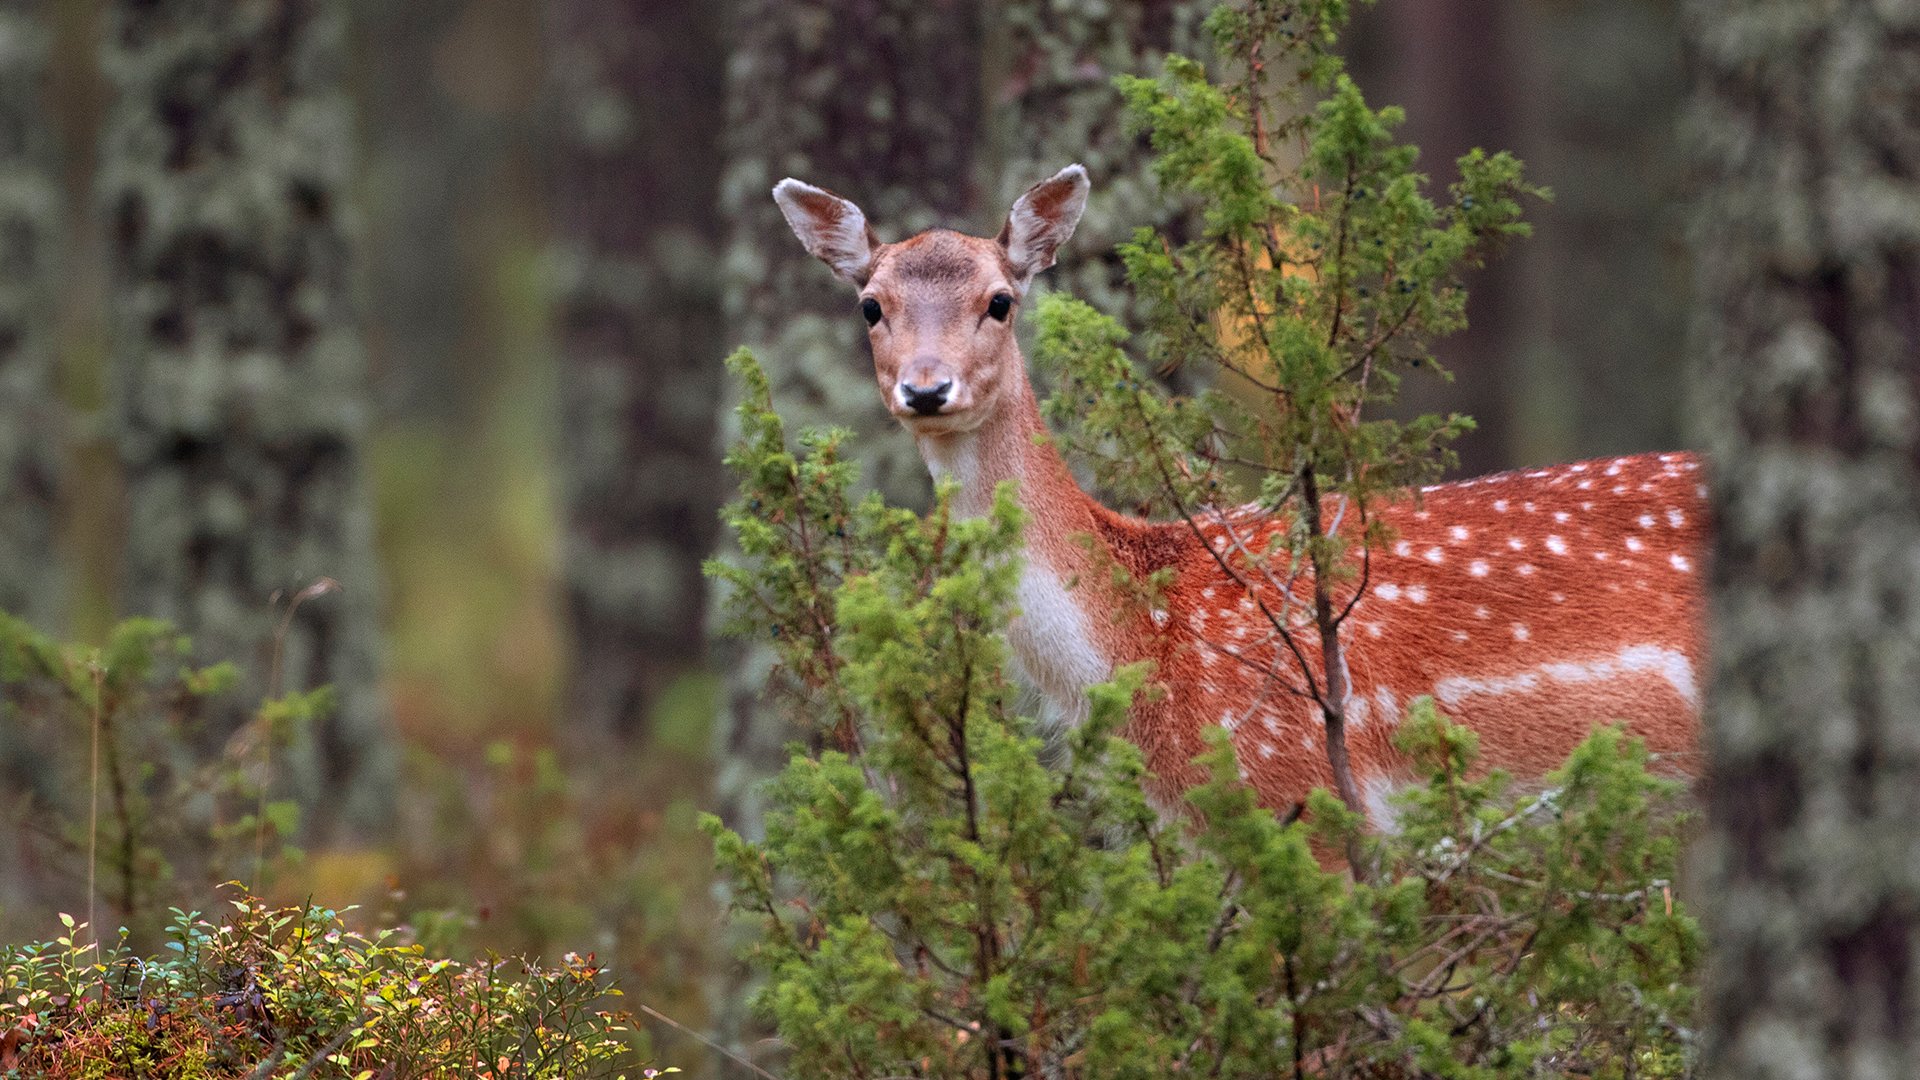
[902,379,952,416]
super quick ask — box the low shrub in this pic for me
[0,890,668,1079]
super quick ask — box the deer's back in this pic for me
[1109,452,1707,818]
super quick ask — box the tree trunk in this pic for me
[708,0,984,1058]
[550,0,726,742]
[101,0,393,834]
[1689,3,1920,1076]
[1345,0,1521,476]
[1507,0,1686,467]
[0,0,65,630]
[980,0,1206,324]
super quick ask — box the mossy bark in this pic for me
[979,0,1207,324]
[101,0,392,833]
[0,0,66,630]
[711,0,985,841]
[1688,2,1920,1075]
[550,0,727,742]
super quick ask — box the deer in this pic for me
[771,164,1706,827]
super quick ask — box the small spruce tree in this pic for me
[1032,0,1538,858]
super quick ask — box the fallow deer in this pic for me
[771,165,1705,825]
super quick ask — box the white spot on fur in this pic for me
[1470,560,1490,577]
[1625,536,1645,553]
[1151,608,1170,628]
[1493,500,1509,513]
[1516,563,1537,576]
[1346,691,1370,731]
[1545,535,1568,555]
[1638,514,1656,529]
[1373,686,1400,726]
[1507,537,1525,551]
[1450,526,1470,541]
[1424,547,1445,564]
[1394,540,1413,557]
[1474,605,1490,619]
[1375,583,1402,601]
[1671,554,1692,572]
[1406,584,1429,604]
[1512,623,1530,641]
[1451,629,1470,642]
[1363,776,1406,833]
[1554,511,1571,524]
[1667,508,1685,528]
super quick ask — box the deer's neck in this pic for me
[914,377,1118,723]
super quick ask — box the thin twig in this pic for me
[637,1003,786,1080]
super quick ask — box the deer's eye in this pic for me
[986,293,1013,321]
[860,297,883,326]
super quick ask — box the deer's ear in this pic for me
[999,164,1090,291]
[772,179,878,285]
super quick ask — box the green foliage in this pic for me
[706,354,1700,1078]
[0,890,667,1078]
[0,613,317,936]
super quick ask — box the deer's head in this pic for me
[772,165,1089,435]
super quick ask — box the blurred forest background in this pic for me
[0,0,1687,1068]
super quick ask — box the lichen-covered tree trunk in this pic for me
[102,0,392,833]
[1688,3,1920,1076]
[711,0,983,837]
[0,0,65,629]
[980,0,1206,324]
[550,0,726,742]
